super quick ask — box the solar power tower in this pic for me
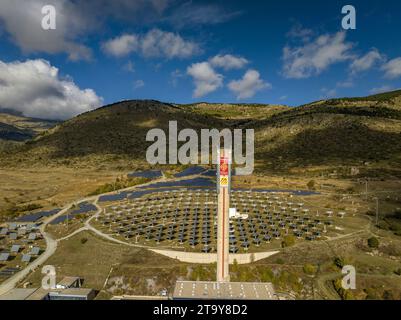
[216,148,231,282]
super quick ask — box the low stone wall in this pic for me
[149,249,279,264]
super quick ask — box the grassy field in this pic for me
[0,167,128,221]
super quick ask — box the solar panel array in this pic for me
[50,202,97,225]
[95,189,336,252]
[0,223,44,280]
[17,209,60,223]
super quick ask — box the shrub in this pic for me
[333,279,354,300]
[281,235,296,248]
[303,264,318,275]
[307,180,316,190]
[367,237,379,248]
[334,257,345,269]
[260,267,274,282]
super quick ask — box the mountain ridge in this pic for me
[0,90,400,176]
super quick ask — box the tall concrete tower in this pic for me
[216,148,231,282]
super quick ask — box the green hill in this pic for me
[1,92,401,176]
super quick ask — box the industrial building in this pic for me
[0,277,96,300]
[173,281,277,300]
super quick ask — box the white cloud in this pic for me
[209,54,249,70]
[133,80,145,89]
[170,69,184,87]
[141,29,200,59]
[102,34,139,57]
[228,69,271,100]
[286,24,313,42]
[123,60,135,73]
[350,49,385,74]
[165,2,241,29]
[102,29,200,59]
[282,31,354,79]
[187,62,223,98]
[381,57,401,79]
[0,59,102,120]
[321,87,337,99]
[0,0,93,61]
[369,85,394,95]
[336,80,354,88]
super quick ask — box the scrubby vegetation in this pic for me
[333,278,354,300]
[0,201,43,218]
[88,176,151,196]
[377,210,401,236]
[368,237,380,248]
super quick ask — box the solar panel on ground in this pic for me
[72,202,97,215]
[21,254,31,263]
[10,245,20,253]
[17,209,60,222]
[8,223,17,230]
[9,233,17,240]
[0,253,10,262]
[174,166,207,178]
[28,233,37,241]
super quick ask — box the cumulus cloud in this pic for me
[0,59,102,120]
[350,49,385,74]
[321,87,337,99]
[0,0,187,60]
[0,0,94,61]
[336,80,354,88]
[286,24,314,42]
[102,29,200,59]
[165,2,241,28]
[228,69,271,100]
[133,79,145,89]
[282,31,354,79]
[187,62,223,98]
[102,34,139,57]
[381,57,401,79]
[209,54,249,70]
[369,85,394,95]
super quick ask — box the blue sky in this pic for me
[1,0,401,119]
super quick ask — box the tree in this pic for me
[307,180,316,190]
[303,264,317,275]
[281,235,296,248]
[334,257,345,269]
[367,237,379,249]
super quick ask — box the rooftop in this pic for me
[173,281,277,300]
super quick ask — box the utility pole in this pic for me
[375,197,379,226]
[365,179,368,201]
